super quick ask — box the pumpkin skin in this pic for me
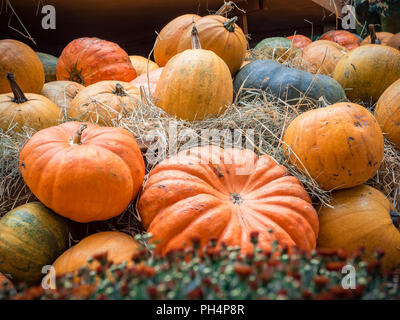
[19,121,145,223]
[131,67,163,96]
[374,79,400,148]
[254,37,298,61]
[56,37,137,86]
[287,35,312,50]
[0,202,69,284]
[234,59,347,104]
[138,146,319,255]
[41,80,84,118]
[129,56,159,76]
[0,39,45,94]
[283,102,384,191]
[387,32,400,50]
[37,52,58,83]
[0,73,61,132]
[176,15,247,75]
[333,45,400,103]
[301,40,348,75]
[320,30,360,50]
[69,80,140,126]
[53,232,140,276]
[361,32,393,45]
[154,14,201,67]
[318,185,400,270]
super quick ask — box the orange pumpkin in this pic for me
[53,232,140,276]
[301,40,348,75]
[19,121,145,223]
[176,15,247,75]
[361,26,393,45]
[287,34,312,50]
[131,67,163,96]
[154,14,201,67]
[374,79,400,148]
[0,73,60,132]
[320,30,360,50]
[154,25,233,121]
[68,80,140,126]
[0,39,45,94]
[138,145,319,255]
[129,56,159,76]
[387,32,400,50]
[283,102,384,191]
[57,37,137,86]
[318,185,400,270]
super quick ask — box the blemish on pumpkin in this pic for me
[157,185,166,189]
[354,121,362,127]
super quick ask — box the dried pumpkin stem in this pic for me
[72,123,88,145]
[223,16,238,32]
[113,83,127,96]
[6,73,28,104]
[191,23,202,50]
[369,25,377,44]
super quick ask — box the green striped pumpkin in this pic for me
[36,52,58,83]
[0,202,69,284]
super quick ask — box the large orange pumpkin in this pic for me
[131,67,163,97]
[19,122,145,223]
[283,102,384,191]
[301,40,348,75]
[0,73,60,132]
[68,80,140,126]
[138,146,319,255]
[318,185,400,270]
[374,79,400,148]
[154,26,233,121]
[129,56,159,76]
[320,30,360,50]
[176,15,247,75]
[0,39,45,94]
[287,34,312,50]
[53,232,140,276]
[154,14,201,67]
[56,37,137,86]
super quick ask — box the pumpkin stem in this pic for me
[113,83,127,96]
[72,123,87,145]
[390,210,400,228]
[230,193,243,205]
[191,23,202,50]
[223,16,238,32]
[369,25,378,44]
[6,73,28,104]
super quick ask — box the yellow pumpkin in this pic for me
[129,56,159,77]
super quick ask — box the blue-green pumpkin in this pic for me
[233,59,347,104]
[0,202,69,284]
[36,52,58,83]
[253,37,298,61]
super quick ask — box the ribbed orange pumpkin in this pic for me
[176,15,247,75]
[138,145,319,255]
[320,30,360,50]
[0,39,45,94]
[374,79,400,148]
[301,40,348,75]
[57,37,137,86]
[68,81,140,126]
[129,56,159,76]
[318,185,400,270]
[19,122,145,222]
[131,67,163,97]
[154,26,233,121]
[287,34,312,50]
[0,73,60,132]
[53,232,140,276]
[154,14,201,67]
[283,102,384,191]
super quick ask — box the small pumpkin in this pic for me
[387,32,400,50]
[57,37,137,86]
[41,80,84,118]
[253,37,298,62]
[53,231,140,276]
[69,80,140,126]
[0,39,44,94]
[333,44,400,103]
[361,25,393,45]
[138,145,319,255]
[19,121,145,223]
[301,40,348,75]
[318,185,400,270]
[0,73,61,132]
[131,67,163,97]
[283,102,384,191]
[234,59,347,104]
[176,16,247,75]
[287,34,312,50]
[154,14,201,67]
[374,78,400,148]
[320,30,360,50]
[36,52,58,83]
[0,202,69,284]
[154,25,233,121]
[129,56,159,76]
